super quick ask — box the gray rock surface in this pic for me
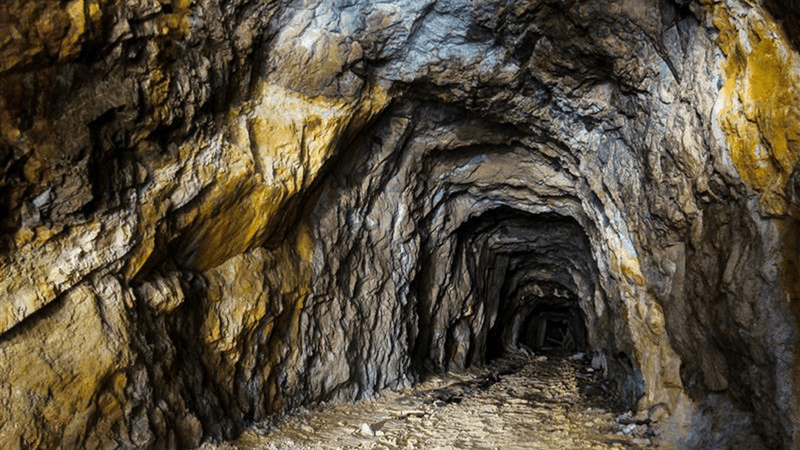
[0,0,798,449]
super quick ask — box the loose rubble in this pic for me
[0,0,797,448]
[209,355,664,450]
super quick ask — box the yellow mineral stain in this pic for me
[149,68,170,108]
[60,0,86,59]
[180,181,279,271]
[88,1,102,23]
[295,221,316,263]
[0,282,131,448]
[173,0,193,10]
[125,232,155,280]
[708,2,800,427]
[155,0,193,38]
[620,255,646,286]
[206,309,222,344]
[2,124,20,142]
[646,301,666,336]
[245,83,354,191]
[33,224,64,244]
[96,391,122,419]
[14,227,35,249]
[711,2,800,215]
[179,82,389,272]
[610,241,646,287]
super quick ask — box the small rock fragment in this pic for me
[360,423,375,437]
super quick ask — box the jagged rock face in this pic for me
[0,0,798,449]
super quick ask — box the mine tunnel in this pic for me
[1,0,799,449]
[515,297,588,353]
[440,207,596,364]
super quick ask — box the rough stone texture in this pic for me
[0,0,798,449]
[225,355,710,450]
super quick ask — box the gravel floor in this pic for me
[205,354,664,450]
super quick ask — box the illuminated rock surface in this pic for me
[0,0,798,449]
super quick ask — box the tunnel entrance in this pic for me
[485,296,589,360]
[519,302,587,353]
[419,206,598,372]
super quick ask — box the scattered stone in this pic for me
[591,352,608,377]
[221,356,660,449]
[399,410,426,419]
[569,352,587,361]
[359,423,375,437]
[0,1,793,449]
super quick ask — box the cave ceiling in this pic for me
[0,0,798,449]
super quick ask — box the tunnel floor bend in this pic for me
[210,355,662,450]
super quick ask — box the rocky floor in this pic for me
[204,354,664,450]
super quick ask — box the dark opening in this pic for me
[485,296,588,361]
[519,302,587,353]
[485,324,506,361]
[424,207,597,368]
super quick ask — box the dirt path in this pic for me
[206,355,662,450]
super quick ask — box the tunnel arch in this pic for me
[0,0,796,449]
[445,207,598,364]
[301,99,683,416]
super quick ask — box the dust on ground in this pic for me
[205,354,664,450]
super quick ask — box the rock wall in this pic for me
[0,0,798,449]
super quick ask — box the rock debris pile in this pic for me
[212,355,668,450]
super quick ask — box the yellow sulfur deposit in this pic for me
[711,1,800,215]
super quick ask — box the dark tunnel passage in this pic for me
[512,296,588,353]
[1,0,798,448]
[299,99,660,435]
[431,206,598,368]
[486,293,590,360]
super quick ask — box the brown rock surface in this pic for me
[0,0,798,449]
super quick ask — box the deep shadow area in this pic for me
[519,301,588,353]
[762,0,800,50]
[427,207,596,367]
